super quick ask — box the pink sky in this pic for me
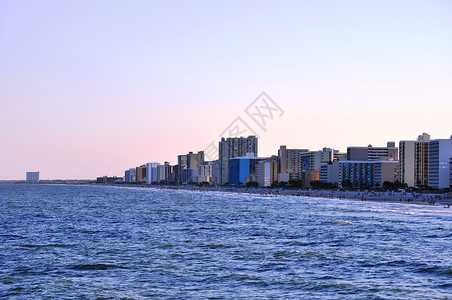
[1,0,451,180]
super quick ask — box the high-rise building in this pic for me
[257,156,278,187]
[177,151,204,184]
[136,165,147,183]
[177,155,187,183]
[429,138,452,189]
[277,145,309,182]
[218,136,258,185]
[198,161,213,183]
[125,168,136,183]
[26,171,39,182]
[399,133,430,187]
[347,142,398,161]
[302,169,320,188]
[187,151,204,169]
[146,163,159,184]
[157,162,171,183]
[211,160,220,185]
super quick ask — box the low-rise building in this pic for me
[26,171,39,182]
[303,169,320,188]
[157,162,171,183]
[97,176,122,184]
[182,168,199,184]
[319,161,340,184]
[229,153,264,186]
[339,160,399,188]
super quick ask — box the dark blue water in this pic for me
[1,184,452,299]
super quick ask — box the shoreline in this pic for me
[106,183,452,208]
[2,182,451,208]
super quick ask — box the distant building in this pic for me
[429,138,452,189]
[26,171,39,182]
[257,156,278,187]
[177,151,204,184]
[229,153,263,186]
[300,149,333,172]
[339,160,399,188]
[136,165,147,183]
[450,157,452,190]
[198,161,213,184]
[219,136,258,185]
[125,168,136,183]
[167,165,177,183]
[96,176,122,184]
[320,161,340,184]
[182,168,199,184]
[146,163,160,184]
[278,145,309,182]
[399,133,430,187]
[302,169,320,188]
[347,142,398,161]
[157,162,171,183]
[211,160,220,185]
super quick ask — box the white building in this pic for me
[319,161,340,184]
[146,162,160,184]
[197,161,213,183]
[429,138,452,189]
[157,162,171,183]
[26,171,39,182]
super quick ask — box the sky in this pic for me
[1,0,451,180]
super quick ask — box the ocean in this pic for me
[1,184,451,299]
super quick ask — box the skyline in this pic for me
[1,1,452,180]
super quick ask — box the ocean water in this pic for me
[1,184,452,299]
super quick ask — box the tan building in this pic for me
[136,165,147,183]
[399,133,430,187]
[278,145,309,181]
[257,156,278,187]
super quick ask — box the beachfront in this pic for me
[114,183,452,207]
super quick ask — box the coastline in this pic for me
[105,183,452,208]
[2,181,451,207]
